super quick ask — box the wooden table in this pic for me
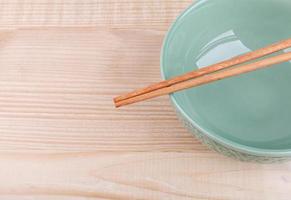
[0,1,290,199]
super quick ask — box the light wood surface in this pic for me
[0,1,290,199]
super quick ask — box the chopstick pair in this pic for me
[114,38,291,108]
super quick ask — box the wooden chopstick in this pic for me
[114,39,291,108]
[115,51,291,108]
[114,39,291,105]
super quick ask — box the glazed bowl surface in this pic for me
[161,0,291,162]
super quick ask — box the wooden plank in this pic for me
[0,0,191,29]
[0,28,207,153]
[0,152,290,200]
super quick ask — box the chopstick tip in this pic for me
[113,97,121,108]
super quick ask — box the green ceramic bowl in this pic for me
[161,0,291,162]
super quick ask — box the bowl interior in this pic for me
[162,0,291,153]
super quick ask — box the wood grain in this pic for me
[0,1,290,200]
[0,0,191,29]
[0,152,291,200]
[0,27,206,153]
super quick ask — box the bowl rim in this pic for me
[160,0,291,157]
